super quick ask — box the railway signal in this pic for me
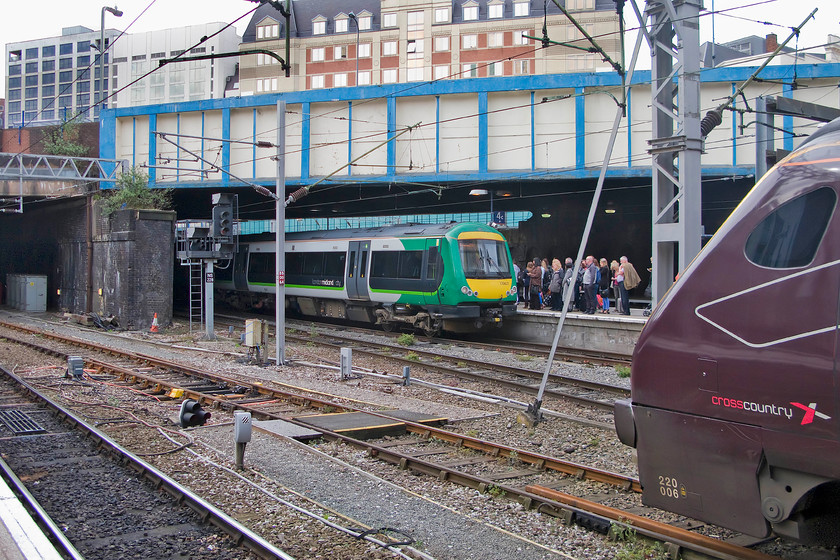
[179,399,211,427]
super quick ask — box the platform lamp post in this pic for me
[348,12,359,86]
[99,5,122,110]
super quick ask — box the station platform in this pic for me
[501,302,648,355]
[0,473,63,560]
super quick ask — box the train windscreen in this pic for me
[459,239,511,279]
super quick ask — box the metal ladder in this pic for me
[187,259,203,333]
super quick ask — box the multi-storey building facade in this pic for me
[238,0,620,95]
[5,25,120,128]
[111,23,240,109]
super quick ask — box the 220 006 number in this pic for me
[658,475,680,499]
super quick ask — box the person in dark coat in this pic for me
[598,257,612,313]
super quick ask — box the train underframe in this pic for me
[218,289,515,336]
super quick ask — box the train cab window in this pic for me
[745,186,836,268]
[459,239,512,279]
[426,246,442,280]
[348,251,356,277]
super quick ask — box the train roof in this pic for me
[797,116,840,150]
[244,222,503,243]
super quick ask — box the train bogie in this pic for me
[615,118,840,545]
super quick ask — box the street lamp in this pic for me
[99,5,123,111]
[348,12,359,86]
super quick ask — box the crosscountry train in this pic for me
[615,117,840,545]
[215,221,517,335]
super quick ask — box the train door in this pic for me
[423,238,442,306]
[346,240,370,300]
[233,245,249,290]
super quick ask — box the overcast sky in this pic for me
[1,0,838,99]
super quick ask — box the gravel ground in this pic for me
[1,310,834,559]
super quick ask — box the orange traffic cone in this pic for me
[150,313,159,333]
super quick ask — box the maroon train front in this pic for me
[615,118,840,545]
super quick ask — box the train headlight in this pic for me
[461,286,474,296]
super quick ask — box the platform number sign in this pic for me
[205,272,214,284]
[277,271,285,285]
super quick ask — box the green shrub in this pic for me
[99,167,172,218]
[397,333,416,346]
[616,365,631,378]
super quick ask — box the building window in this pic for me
[77,40,91,52]
[59,57,72,70]
[9,65,21,76]
[313,19,326,35]
[514,1,529,16]
[406,40,423,56]
[42,59,55,71]
[77,68,91,80]
[8,101,21,112]
[59,71,72,83]
[9,77,21,88]
[462,63,478,77]
[257,53,279,65]
[25,86,38,98]
[488,32,503,47]
[170,68,185,100]
[434,65,449,80]
[463,5,479,21]
[25,47,39,59]
[42,73,55,84]
[513,30,529,45]
[256,77,277,92]
[25,100,38,112]
[407,11,423,32]
[335,17,348,33]
[311,75,325,89]
[358,43,371,58]
[76,81,90,93]
[42,97,54,109]
[358,71,371,85]
[42,45,55,58]
[488,61,504,76]
[25,75,38,86]
[434,36,450,52]
[513,59,529,74]
[311,47,325,62]
[42,86,55,98]
[77,55,91,66]
[59,95,72,107]
[8,50,21,62]
[258,24,279,39]
[150,72,164,101]
[25,62,38,74]
[334,73,347,87]
[462,34,478,49]
[358,15,372,30]
[434,8,449,23]
[334,45,347,59]
[382,69,398,83]
[76,93,89,106]
[406,67,423,81]
[382,41,398,56]
[43,110,55,120]
[488,3,503,18]
[383,12,397,27]
[60,43,72,55]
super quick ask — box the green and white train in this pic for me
[214,222,518,335]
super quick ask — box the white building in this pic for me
[111,23,240,108]
[5,25,120,127]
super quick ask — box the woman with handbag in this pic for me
[598,258,612,313]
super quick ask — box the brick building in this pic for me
[237,0,621,94]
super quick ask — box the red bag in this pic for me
[597,294,603,308]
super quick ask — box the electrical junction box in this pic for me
[234,411,252,443]
[67,356,84,379]
[244,319,265,348]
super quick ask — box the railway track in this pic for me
[0,364,291,560]
[0,318,784,559]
